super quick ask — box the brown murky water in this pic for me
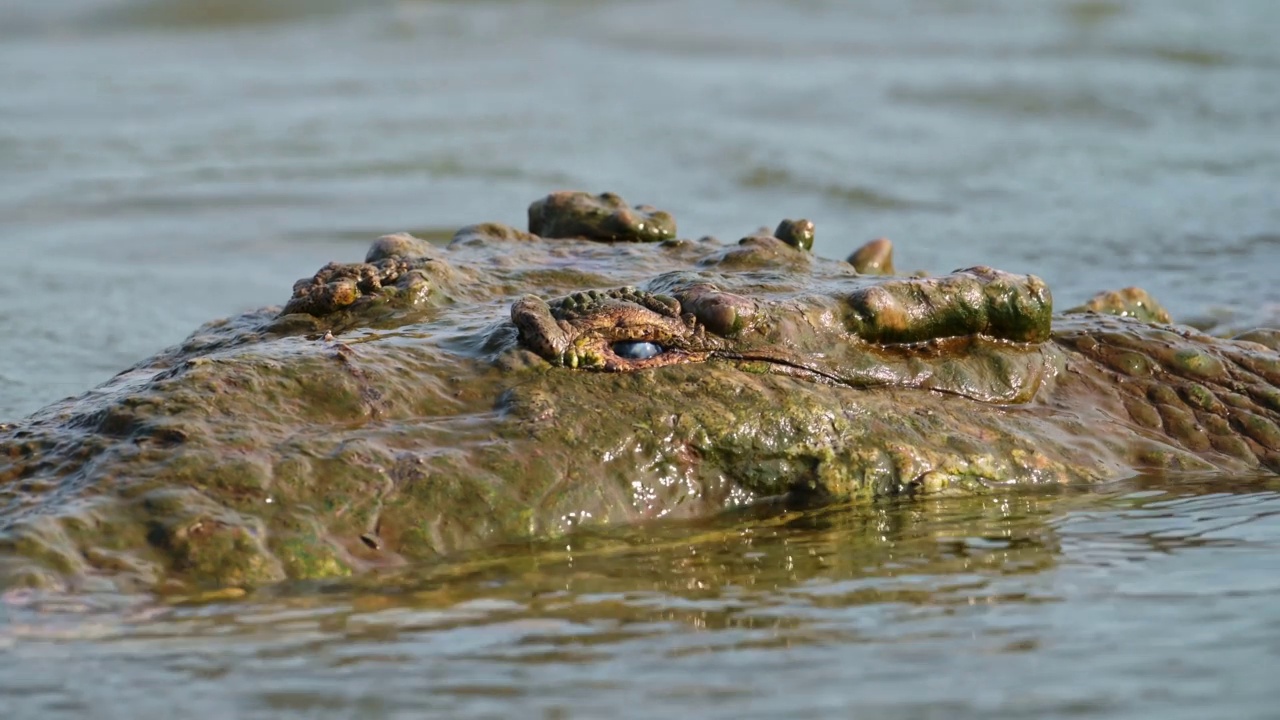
[2,1,1280,717]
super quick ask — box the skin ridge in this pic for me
[0,191,1276,592]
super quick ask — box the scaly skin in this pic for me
[0,192,1277,592]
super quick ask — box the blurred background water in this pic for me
[2,1,1280,718]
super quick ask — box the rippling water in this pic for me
[5,478,1280,718]
[2,0,1280,717]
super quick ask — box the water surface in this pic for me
[2,0,1279,717]
[5,477,1280,719]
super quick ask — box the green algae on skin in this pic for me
[843,267,1052,345]
[1,190,1278,592]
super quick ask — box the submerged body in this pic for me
[1,192,1277,591]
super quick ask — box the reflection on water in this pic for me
[4,476,1280,718]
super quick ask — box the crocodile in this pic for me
[1,191,1278,593]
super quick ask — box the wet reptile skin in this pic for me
[1,192,1277,592]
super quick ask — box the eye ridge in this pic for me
[611,340,664,360]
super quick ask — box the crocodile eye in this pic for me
[611,341,663,360]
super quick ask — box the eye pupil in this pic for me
[612,341,663,360]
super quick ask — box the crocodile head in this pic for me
[1,191,1276,591]
[510,263,1053,403]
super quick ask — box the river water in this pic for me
[2,1,1279,717]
